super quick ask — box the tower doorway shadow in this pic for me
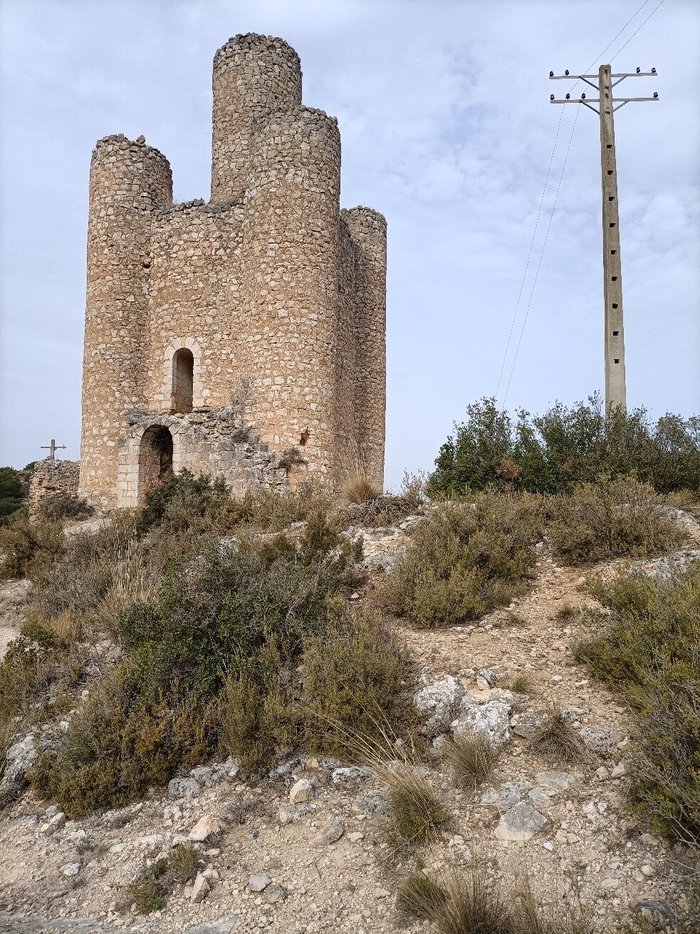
[138,426,173,503]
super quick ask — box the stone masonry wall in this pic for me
[116,406,288,507]
[79,33,386,509]
[28,460,80,517]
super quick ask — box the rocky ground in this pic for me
[0,512,699,933]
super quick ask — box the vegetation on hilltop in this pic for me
[0,464,33,524]
[428,395,700,497]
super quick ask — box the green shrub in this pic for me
[122,844,199,913]
[574,562,700,844]
[28,512,140,621]
[301,608,418,756]
[0,513,63,579]
[31,513,364,810]
[428,396,700,497]
[220,662,299,773]
[30,670,217,817]
[379,494,543,627]
[218,484,335,533]
[38,493,94,521]
[0,465,31,523]
[548,475,683,565]
[135,470,229,537]
[0,616,85,730]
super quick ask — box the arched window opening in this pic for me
[138,426,173,503]
[171,348,194,413]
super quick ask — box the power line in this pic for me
[610,0,666,61]
[502,107,580,405]
[494,106,565,399]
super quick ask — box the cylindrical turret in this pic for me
[342,206,387,491]
[241,106,342,482]
[79,134,172,507]
[211,34,302,203]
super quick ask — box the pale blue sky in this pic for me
[1,0,698,489]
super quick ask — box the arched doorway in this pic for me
[138,426,173,502]
[171,348,194,413]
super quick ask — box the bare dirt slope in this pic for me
[0,518,698,933]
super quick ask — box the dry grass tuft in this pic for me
[508,671,536,695]
[395,869,596,934]
[343,472,381,505]
[346,719,448,845]
[441,733,499,789]
[530,708,587,764]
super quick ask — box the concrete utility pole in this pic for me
[549,65,658,414]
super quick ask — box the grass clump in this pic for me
[547,474,683,565]
[508,671,536,695]
[396,871,514,932]
[396,872,448,920]
[379,493,543,627]
[122,844,199,914]
[343,472,381,505]
[575,562,700,845]
[396,870,595,934]
[529,708,587,764]
[387,766,449,844]
[441,733,499,789]
[38,493,94,521]
[0,512,63,579]
[351,727,448,845]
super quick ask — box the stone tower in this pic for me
[78,34,386,509]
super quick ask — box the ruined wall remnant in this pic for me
[28,460,80,517]
[79,34,387,509]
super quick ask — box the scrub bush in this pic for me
[575,562,700,844]
[379,494,543,627]
[547,475,683,565]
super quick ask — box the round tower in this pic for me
[342,206,388,490]
[211,34,302,203]
[79,135,172,507]
[241,106,342,482]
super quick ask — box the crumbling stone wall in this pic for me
[79,33,386,510]
[29,461,80,517]
[117,406,289,507]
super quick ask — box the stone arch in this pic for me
[138,425,173,502]
[162,338,203,411]
[171,348,194,413]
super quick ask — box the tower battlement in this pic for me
[79,35,386,508]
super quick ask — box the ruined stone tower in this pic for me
[78,34,386,508]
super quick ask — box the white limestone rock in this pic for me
[414,676,465,736]
[452,699,512,749]
[494,802,549,842]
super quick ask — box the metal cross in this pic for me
[40,439,66,461]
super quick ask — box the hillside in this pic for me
[0,481,698,933]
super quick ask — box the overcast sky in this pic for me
[1,0,698,489]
